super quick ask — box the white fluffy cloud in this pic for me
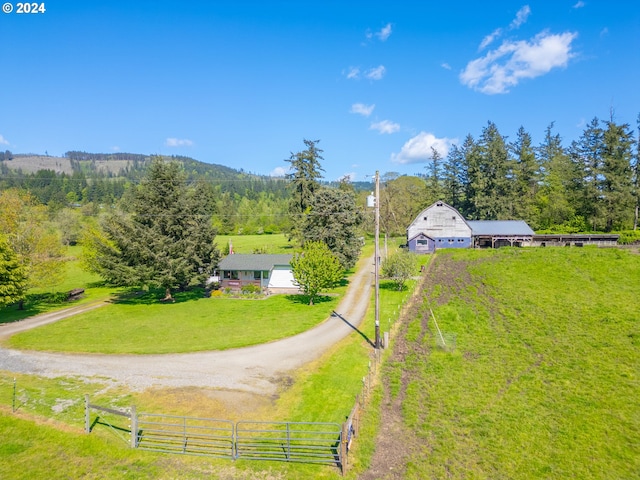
[350,103,375,117]
[0,134,9,145]
[345,67,360,79]
[391,132,455,164]
[270,166,287,177]
[365,65,386,80]
[165,137,194,147]
[573,1,585,8]
[376,23,392,41]
[479,28,503,50]
[461,31,577,94]
[370,120,400,134]
[510,5,531,29]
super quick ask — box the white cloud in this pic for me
[376,23,393,41]
[270,166,287,177]
[391,132,455,164]
[345,67,360,79]
[480,28,502,50]
[370,120,400,134]
[461,30,578,94]
[165,137,194,147]
[110,146,121,152]
[0,134,9,146]
[510,5,531,29]
[350,103,375,117]
[573,1,585,8]
[441,62,452,70]
[365,65,386,80]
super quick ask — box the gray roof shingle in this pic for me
[467,220,534,236]
[218,254,293,271]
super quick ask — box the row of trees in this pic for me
[419,116,639,233]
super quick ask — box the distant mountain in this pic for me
[1,151,248,181]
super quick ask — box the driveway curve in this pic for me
[0,257,374,395]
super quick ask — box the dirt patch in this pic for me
[134,386,276,421]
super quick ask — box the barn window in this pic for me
[448,239,454,243]
[423,216,427,221]
[436,202,443,207]
[417,239,429,245]
[452,216,456,221]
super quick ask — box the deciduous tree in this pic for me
[290,241,343,305]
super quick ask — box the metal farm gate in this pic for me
[235,421,341,465]
[84,397,344,471]
[136,413,235,459]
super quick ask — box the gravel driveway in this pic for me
[0,257,373,394]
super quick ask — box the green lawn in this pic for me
[0,248,415,479]
[5,291,341,353]
[386,247,640,479]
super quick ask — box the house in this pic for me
[217,254,299,294]
[407,200,535,252]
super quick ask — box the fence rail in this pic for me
[235,421,341,465]
[137,413,234,459]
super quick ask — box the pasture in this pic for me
[378,247,640,479]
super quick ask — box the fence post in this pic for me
[130,405,137,448]
[84,395,90,433]
[12,378,16,413]
[340,421,348,475]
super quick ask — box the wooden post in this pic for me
[130,405,137,448]
[84,395,90,433]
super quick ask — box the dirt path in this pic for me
[0,257,373,395]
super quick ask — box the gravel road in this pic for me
[0,257,373,395]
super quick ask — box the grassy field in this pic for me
[0,244,418,479]
[381,247,640,479]
[5,292,341,353]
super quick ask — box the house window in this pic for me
[224,270,238,280]
[254,270,268,280]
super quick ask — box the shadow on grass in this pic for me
[284,294,336,306]
[332,311,375,348]
[0,292,77,325]
[112,288,206,306]
[379,280,408,292]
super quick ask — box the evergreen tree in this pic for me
[510,126,540,223]
[536,124,582,230]
[83,158,219,301]
[570,117,605,230]
[0,235,28,308]
[601,120,635,230]
[424,147,445,205]
[302,188,363,270]
[442,144,466,210]
[285,139,325,242]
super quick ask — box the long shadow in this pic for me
[332,311,375,348]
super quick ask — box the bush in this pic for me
[241,284,261,294]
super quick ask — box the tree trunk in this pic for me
[162,288,174,302]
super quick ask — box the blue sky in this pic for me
[1,1,638,181]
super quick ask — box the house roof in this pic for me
[467,220,535,236]
[218,254,293,271]
[408,232,434,242]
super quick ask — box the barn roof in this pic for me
[218,254,293,271]
[467,220,535,236]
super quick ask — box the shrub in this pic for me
[241,284,261,294]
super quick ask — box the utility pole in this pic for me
[374,171,380,349]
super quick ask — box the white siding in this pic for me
[268,266,297,290]
[407,202,471,240]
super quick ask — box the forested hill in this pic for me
[1,151,247,182]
